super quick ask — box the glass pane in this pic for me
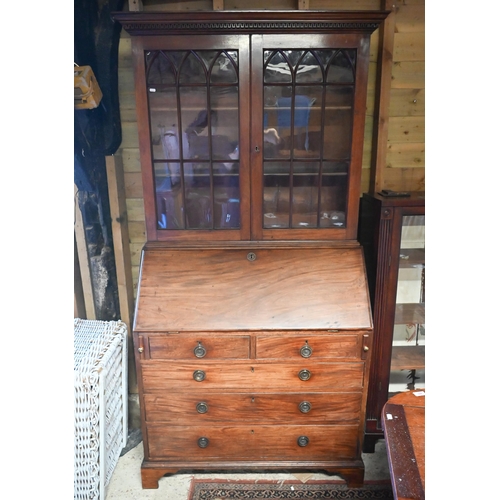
[264,51,292,83]
[263,161,290,228]
[389,215,425,393]
[264,86,319,156]
[185,164,212,229]
[147,51,176,86]
[181,88,210,160]
[149,89,180,160]
[327,50,355,83]
[295,51,323,84]
[323,86,354,159]
[179,52,207,84]
[214,162,240,229]
[154,162,184,229]
[318,162,347,228]
[276,93,318,154]
[210,86,239,159]
[210,52,238,84]
[291,162,319,228]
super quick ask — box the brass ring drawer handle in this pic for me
[194,341,207,358]
[299,401,312,413]
[193,370,206,382]
[196,402,208,414]
[300,341,312,358]
[297,436,309,447]
[198,437,209,448]
[298,369,311,381]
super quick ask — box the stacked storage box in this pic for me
[74,319,128,500]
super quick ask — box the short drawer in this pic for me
[146,424,359,461]
[143,392,362,424]
[141,361,365,392]
[146,334,250,360]
[256,333,362,359]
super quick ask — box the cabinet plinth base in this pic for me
[363,433,384,453]
[140,460,365,489]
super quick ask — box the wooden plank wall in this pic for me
[116,0,425,299]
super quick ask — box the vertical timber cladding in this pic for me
[385,0,425,191]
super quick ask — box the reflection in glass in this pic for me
[154,162,184,229]
[146,50,240,230]
[389,215,425,392]
[262,49,355,229]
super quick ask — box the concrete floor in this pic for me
[106,433,391,499]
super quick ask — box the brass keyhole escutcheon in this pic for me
[247,252,257,261]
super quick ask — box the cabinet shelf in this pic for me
[390,345,425,371]
[394,303,425,325]
[398,248,424,268]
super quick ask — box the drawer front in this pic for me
[146,424,359,461]
[147,335,250,360]
[256,333,361,359]
[141,362,364,391]
[143,392,362,424]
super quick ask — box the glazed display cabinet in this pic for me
[113,9,388,489]
[358,192,425,452]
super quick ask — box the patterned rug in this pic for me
[188,479,393,500]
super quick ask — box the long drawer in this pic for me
[141,361,365,392]
[143,392,362,423]
[146,424,359,461]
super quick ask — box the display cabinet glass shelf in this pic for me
[113,9,388,489]
[358,191,425,452]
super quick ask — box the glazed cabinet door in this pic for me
[131,35,252,242]
[130,30,371,243]
[390,211,425,392]
[358,192,425,452]
[250,34,371,241]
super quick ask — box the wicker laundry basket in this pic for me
[74,318,128,500]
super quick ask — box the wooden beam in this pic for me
[369,0,396,193]
[74,185,96,319]
[106,154,138,392]
[213,0,224,10]
[298,0,309,9]
[74,233,86,318]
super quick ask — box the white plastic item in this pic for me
[74,318,128,500]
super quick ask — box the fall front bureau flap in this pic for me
[134,246,372,332]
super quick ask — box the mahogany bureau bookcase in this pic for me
[113,9,388,489]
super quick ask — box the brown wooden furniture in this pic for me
[358,192,425,452]
[113,9,388,489]
[382,389,425,500]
